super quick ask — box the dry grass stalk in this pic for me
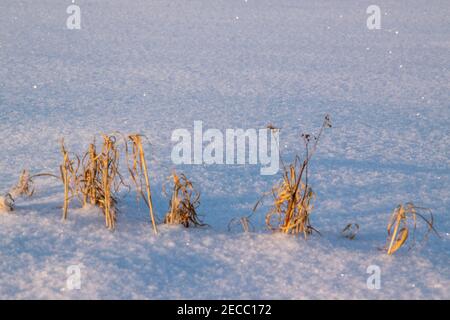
[60,141,79,220]
[59,135,125,229]
[164,172,205,228]
[58,132,160,231]
[125,134,158,234]
[97,135,123,230]
[80,141,99,207]
[9,170,35,199]
[385,203,439,255]
[1,170,57,213]
[342,223,359,240]
[254,115,331,238]
[263,158,317,237]
[228,215,254,233]
[3,170,35,212]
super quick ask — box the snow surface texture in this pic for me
[0,0,449,299]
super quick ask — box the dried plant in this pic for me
[1,170,56,213]
[0,193,14,212]
[124,134,158,234]
[59,135,126,229]
[60,140,80,220]
[79,141,99,207]
[254,115,331,238]
[164,172,205,228]
[263,158,317,237]
[4,170,36,212]
[342,223,359,240]
[96,134,124,229]
[385,203,439,255]
[9,170,35,199]
[228,214,254,233]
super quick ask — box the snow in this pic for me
[0,0,449,299]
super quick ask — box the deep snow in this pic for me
[0,0,449,299]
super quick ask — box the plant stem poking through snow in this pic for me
[57,133,159,231]
[9,170,35,199]
[59,136,125,229]
[228,214,255,233]
[124,134,158,234]
[254,115,331,238]
[98,135,122,229]
[80,141,99,207]
[164,171,205,228]
[60,140,79,221]
[1,170,54,213]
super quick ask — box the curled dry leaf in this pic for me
[342,223,360,240]
[385,203,439,255]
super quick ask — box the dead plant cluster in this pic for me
[59,134,157,231]
[385,203,439,255]
[251,115,331,238]
[57,133,205,232]
[0,115,442,256]
[163,172,205,228]
[0,170,41,212]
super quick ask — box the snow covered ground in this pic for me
[0,0,449,299]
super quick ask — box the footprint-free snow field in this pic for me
[0,0,449,299]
